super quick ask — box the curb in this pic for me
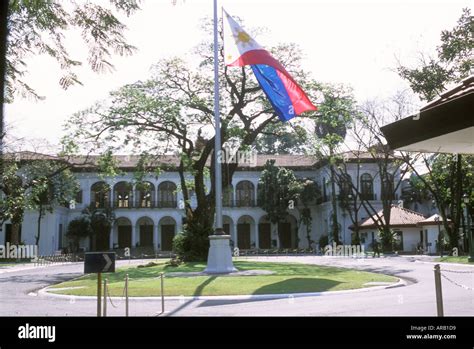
[0,259,157,275]
[414,260,474,268]
[0,263,75,275]
[37,277,406,302]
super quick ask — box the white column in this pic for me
[157,223,162,251]
[176,216,183,234]
[272,223,280,248]
[131,224,137,248]
[83,181,91,206]
[231,222,237,243]
[232,185,236,207]
[254,181,258,206]
[254,222,259,249]
[136,224,141,247]
[233,222,238,248]
[132,183,136,208]
[109,228,114,250]
[154,224,159,251]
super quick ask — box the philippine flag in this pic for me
[223,10,317,122]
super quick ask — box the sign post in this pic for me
[97,272,102,317]
[84,252,116,317]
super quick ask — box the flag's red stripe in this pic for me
[275,70,317,114]
[228,49,317,115]
[228,49,287,72]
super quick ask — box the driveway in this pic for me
[0,256,472,316]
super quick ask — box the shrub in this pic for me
[166,257,183,267]
[351,233,361,245]
[172,223,212,262]
[318,235,329,250]
[137,261,159,268]
[66,217,92,252]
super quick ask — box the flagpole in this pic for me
[205,0,236,273]
[213,0,223,235]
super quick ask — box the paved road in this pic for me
[0,256,473,316]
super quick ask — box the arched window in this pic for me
[158,181,177,208]
[91,182,110,208]
[360,173,374,200]
[136,182,155,208]
[382,174,395,200]
[236,181,255,207]
[114,182,132,208]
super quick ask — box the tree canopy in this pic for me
[397,8,473,252]
[64,19,324,259]
[5,0,140,102]
[398,7,473,101]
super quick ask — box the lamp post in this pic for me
[463,194,473,263]
[434,215,443,257]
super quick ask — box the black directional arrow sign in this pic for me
[84,252,116,274]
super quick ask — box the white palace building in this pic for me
[1,151,438,256]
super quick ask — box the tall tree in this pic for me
[66,204,115,252]
[398,7,473,101]
[344,93,414,251]
[332,150,364,245]
[257,160,301,247]
[295,178,320,248]
[5,0,140,102]
[255,121,308,155]
[402,154,474,250]
[84,204,115,252]
[313,83,358,244]
[398,8,473,252]
[1,1,139,248]
[0,151,79,246]
[28,163,78,247]
[64,21,319,260]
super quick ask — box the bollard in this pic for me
[125,274,129,317]
[434,264,444,317]
[97,273,102,317]
[160,272,165,314]
[103,278,108,317]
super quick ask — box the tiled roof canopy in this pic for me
[3,151,399,171]
[417,213,452,226]
[351,205,426,230]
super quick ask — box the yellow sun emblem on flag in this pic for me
[234,30,252,45]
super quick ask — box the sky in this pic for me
[4,0,472,149]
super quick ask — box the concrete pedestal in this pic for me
[204,235,237,274]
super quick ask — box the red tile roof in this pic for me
[3,151,398,171]
[351,205,426,230]
[418,214,451,226]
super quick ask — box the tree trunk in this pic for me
[330,160,340,244]
[35,205,43,247]
[10,223,20,245]
[381,204,392,252]
[450,154,463,250]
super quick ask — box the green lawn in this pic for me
[48,260,397,297]
[435,256,473,264]
[0,263,14,267]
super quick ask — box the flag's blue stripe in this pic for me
[251,64,295,122]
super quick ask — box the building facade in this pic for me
[1,152,410,255]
